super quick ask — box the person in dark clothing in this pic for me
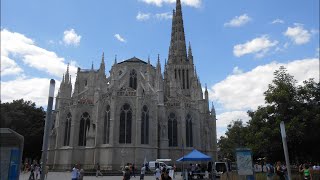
[160,168,172,180]
[276,161,285,180]
[132,164,136,178]
[123,166,131,180]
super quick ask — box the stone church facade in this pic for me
[48,0,217,170]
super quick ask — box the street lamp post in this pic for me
[280,121,292,180]
[40,79,55,180]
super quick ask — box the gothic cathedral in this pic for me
[48,0,217,170]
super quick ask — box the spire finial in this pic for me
[62,73,65,83]
[67,63,70,73]
[205,83,207,90]
[102,52,105,63]
[91,61,94,70]
[148,55,150,64]
[114,54,117,64]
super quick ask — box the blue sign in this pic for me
[8,148,20,180]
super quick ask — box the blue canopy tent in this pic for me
[177,149,212,161]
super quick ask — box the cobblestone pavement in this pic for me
[19,172,183,180]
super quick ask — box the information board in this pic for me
[236,148,253,175]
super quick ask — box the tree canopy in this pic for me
[1,99,45,160]
[218,66,320,163]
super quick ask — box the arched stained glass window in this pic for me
[129,69,137,90]
[103,105,111,144]
[186,114,193,147]
[78,112,90,146]
[119,104,132,144]
[168,113,177,147]
[141,105,149,144]
[63,113,72,146]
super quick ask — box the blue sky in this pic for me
[1,0,319,138]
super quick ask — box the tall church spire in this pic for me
[168,0,187,64]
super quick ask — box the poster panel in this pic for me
[236,148,253,175]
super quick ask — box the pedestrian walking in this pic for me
[300,164,312,180]
[155,167,161,180]
[132,163,136,178]
[160,168,172,180]
[123,166,131,180]
[140,164,146,180]
[265,158,274,180]
[71,164,80,180]
[28,163,35,180]
[95,163,103,177]
[276,161,285,180]
[79,167,85,180]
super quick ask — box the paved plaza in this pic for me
[19,171,184,180]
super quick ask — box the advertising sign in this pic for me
[8,148,20,180]
[236,148,253,175]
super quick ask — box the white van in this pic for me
[215,162,229,177]
[148,161,172,171]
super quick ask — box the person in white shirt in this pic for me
[71,165,79,180]
[155,167,161,180]
[140,164,146,180]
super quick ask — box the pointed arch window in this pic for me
[119,103,132,144]
[141,105,149,144]
[168,113,178,147]
[186,70,189,89]
[78,112,90,146]
[103,105,111,144]
[129,69,137,90]
[63,113,72,146]
[186,114,193,147]
[182,69,185,89]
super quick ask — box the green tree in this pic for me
[218,67,320,162]
[1,99,45,160]
[218,120,248,161]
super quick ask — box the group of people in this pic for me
[122,163,174,180]
[187,163,205,179]
[265,160,314,180]
[21,160,49,180]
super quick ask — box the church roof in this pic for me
[118,56,147,65]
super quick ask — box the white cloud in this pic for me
[136,12,172,21]
[1,77,60,107]
[216,111,250,128]
[63,29,81,46]
[224,14,251,27]
[1,29,77,78]
[232,66,243,75]
[114,34,126,43]
[1,29,79,107]
[210,58,319,111]
[155,12,172,20]
[284,24,311,45]
[139,0,201,8]
[271,19,284,24]
[1,56,24,76]
[136,12,151,21]
[233,35,278,58]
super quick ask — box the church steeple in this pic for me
[168,0,187,64]
[99,52,105,75]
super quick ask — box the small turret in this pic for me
[205,83,208,101]
[99,52,105,75]
[188,42,193,64]
[211,102,216,120]
[114,55,117,65]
